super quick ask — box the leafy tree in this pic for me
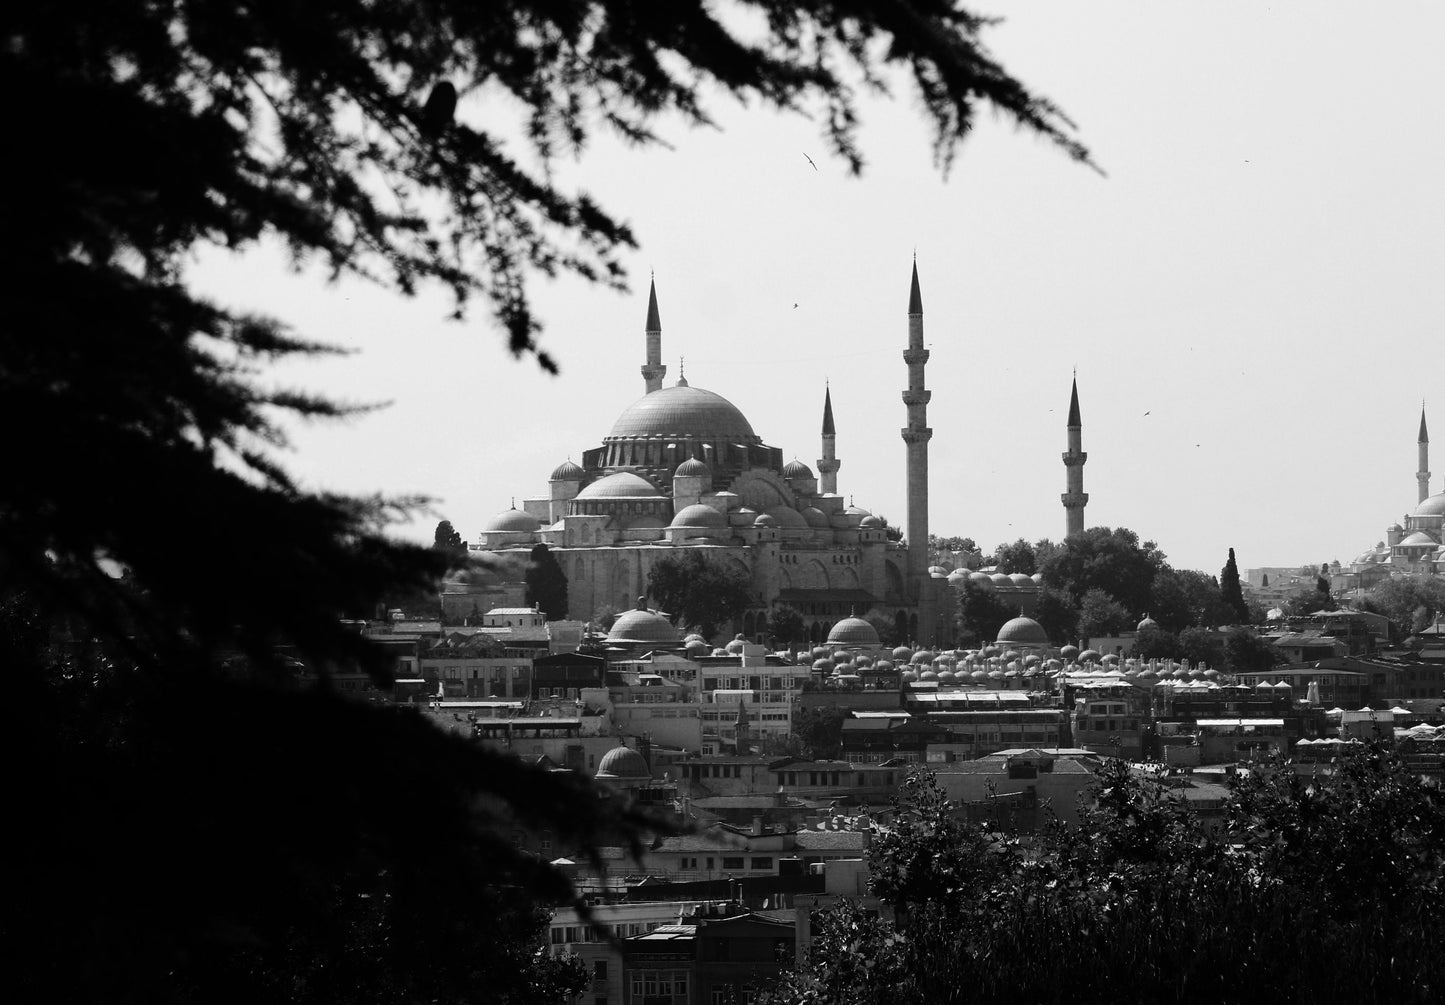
[954,581,1014,647]
[768,604,806,647]
[647,551,754,639]
[779,747,1445,1005]
[1134,623,1181,660]
[1030,584,1078,645]
[1076,588,1131,640]
[1039,527,1168,616]
[1219,547,1250,623]
[991,537,1037,575]
[7,2,1095,1001]
[863,609,903,648]
[1222,626,1282,673]
[433,519,466,559]
[523,543,569,620]
[1178,626,1226,668]
[1365,575,1445,638]
[792,706,848,760]
[929,534,980,558]
[1149,566,1235,631]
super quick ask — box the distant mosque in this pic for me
[470,263,1091,645]
[1345,407,1445,585]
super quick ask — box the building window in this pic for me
[722,857,744,870]
[751,857,773,869]
[594,961,607,979]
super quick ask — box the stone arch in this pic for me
[835,566,859,590]
[799,559,829,590]
[908,612,919,641]
[884,560,907,603]
[776,568,792,591]
[743,611,755,636]
[727,469,794,511]
[894,610,908,642]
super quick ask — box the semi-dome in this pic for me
[596,745,651,780]
[764,505,809,528]
[482,508,541,533]
[671,504,725,529]
[577,471,661,499]
[549,459,584,481]
[827,616,881,647]
[675,457,711,478]
[782,459,815,479]
[997,616,1048,646]
[607,384,759,441]
[1399,530,1438,546]
[859,515,884,529]
[1412,492,1445,517]
[801,507,830,528]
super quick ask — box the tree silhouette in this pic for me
[6,3,1095,1001]
[1219,547,1250,623]
[647,551,753,640]
[524,543,569,620]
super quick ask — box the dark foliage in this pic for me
[1220,547,1250,623]
[954,580,1014,647]
[524,542,570,620]
[647,551,754,639]
[1039,526,1168,616]
[769,604,806,646]
[776,749,1445,1004]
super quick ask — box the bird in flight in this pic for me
[1143,410,1151,416]
[792,303,799,309]
[803,153,817,171]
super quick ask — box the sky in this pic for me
[188,1,1444,577]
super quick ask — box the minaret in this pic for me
[901,260,931,581]
[1418,406,1431,505]
[640,277,666,393]
[1062,375,1089,537]
[817,384,840,495]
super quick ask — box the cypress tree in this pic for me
[1220,548,1250,624]
[524,543,569,620]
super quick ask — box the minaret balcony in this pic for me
[1061,492,1090,507]
[902,349,931,366]
[901,390,932,407]
[1062,451,1088,465]
[901,427,934,444]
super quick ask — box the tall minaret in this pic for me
[817,384,840,494]
[901,260,931,581]
[1062,375,1089,537]
[640,277,666,393]
[1419,405,1431,505]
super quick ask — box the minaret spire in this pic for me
[1418,403,1431,505]
[902,259,932,584]
[1062,375,1089,537]
[817,383,840,494]
[641,276,666,393]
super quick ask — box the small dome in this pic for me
[900,670,919,683]
[577,471,661,499]
[685,640,709,655]
[911,650,937,665]
[919,670,939,681]
[860,515,884,529]
[844,503,871,517]
[991,573,1012,588]
[482,508,541,534]
[596,745,651,780]
[725,634,747,654]
[827,616,881,647]
[1137,616,1160,632]
[937,670,956,682]
[671,504,725,529]
[947,569,970,583]
[1060,645,1080,660]
[892,646,914,660]
[1009,573,1035,590]
[1079,649,1101,662]
[812,658,835,673]
[929,565,948,576]
[608,606,679,645]
[675,457,711,478]
[782,459,814,479]
[753,513,778,528]
[970,571,994,589]
[996,616,1049,646]
[550,459,584,481]
[801,507,831,528]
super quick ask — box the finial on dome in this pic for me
[636,595,647,610]
[676,356,688,387]
[510,497,516,509]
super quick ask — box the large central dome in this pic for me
[607,385,759,442]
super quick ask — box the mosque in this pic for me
[1344,408,1445,583]
[472,263,1091,645]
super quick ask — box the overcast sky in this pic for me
[189,1,1443,577]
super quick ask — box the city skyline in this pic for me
[188,1,1443,578]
